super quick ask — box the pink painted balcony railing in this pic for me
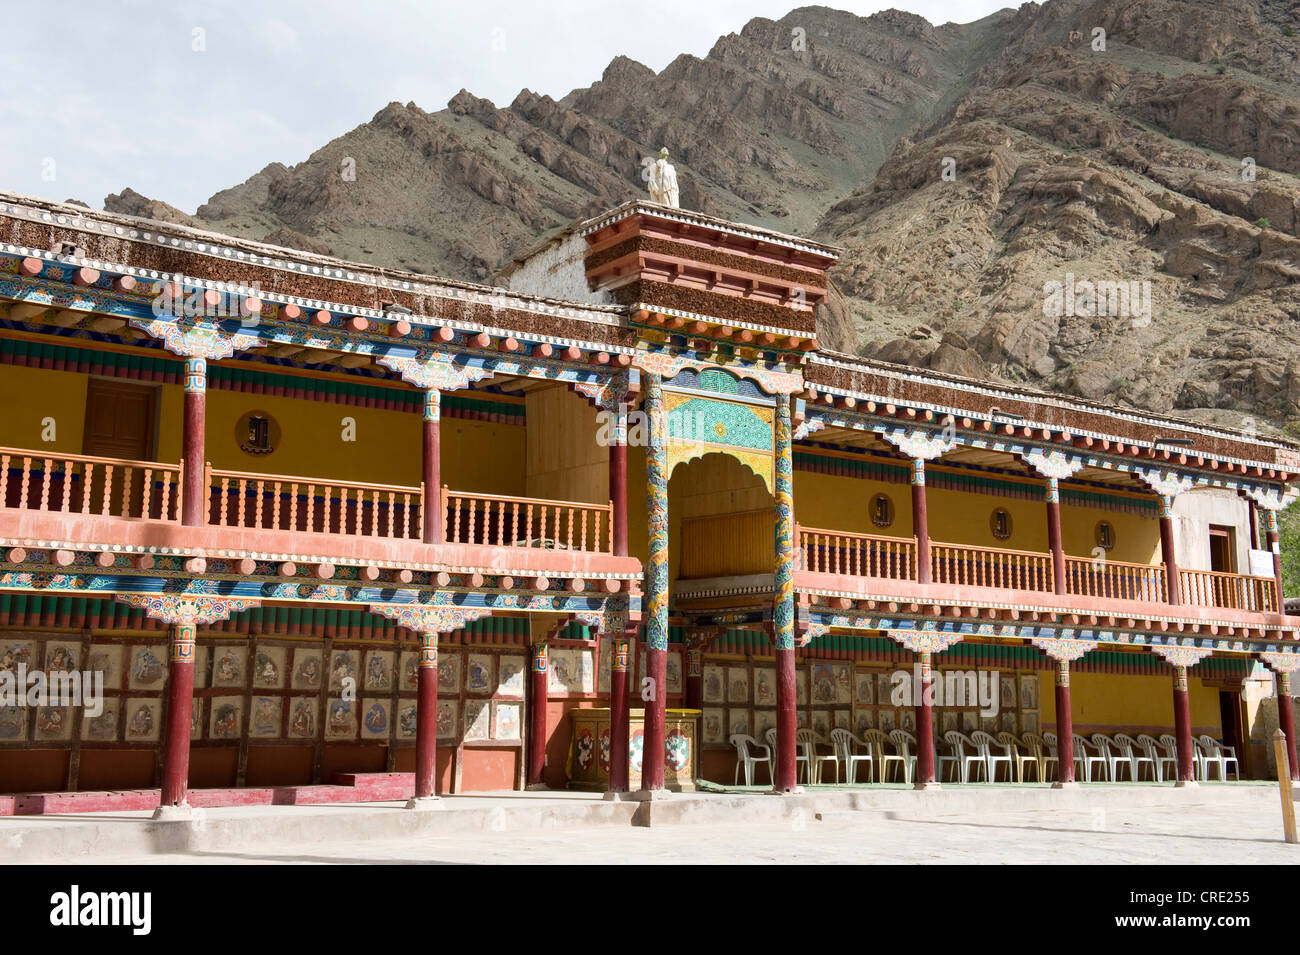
[442,488,613,554]
[0,447,182,521]
[208,467,423,540]
[1065,556,1166,604]
[1179,568,1277,613]
[931,542,1053,592]
[796,526,916,580]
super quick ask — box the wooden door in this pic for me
[81,379,158,516]
[1208,526,1235,574]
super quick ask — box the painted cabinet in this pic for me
[567,707,700,790]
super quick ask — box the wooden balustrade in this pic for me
[208,468,422,539]
[0,447,182,521]
[930,542,1053,592]
[442,488,613,553]
[795,525,916,580]
[1064,556,1166,604]
[1179,568,1277,613]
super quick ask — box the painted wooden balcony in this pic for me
[0,447,182,521]
[795,524,1279,615]
[0,449,625,574]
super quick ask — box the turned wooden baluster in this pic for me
[19,456,32,510]
[99,463,113,516]
[59,461,73,513]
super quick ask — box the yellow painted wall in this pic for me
[1060,505,1161,565]
[524,384,606,505]
[1041,669,1221,735]
[667,453,772,582]
[927,485,1047,552]
[0,368,525,495]
[793,470,913,538]
[795,459,1161,565]
[0,366,89,454]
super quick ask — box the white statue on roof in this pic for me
[647,147,679,208]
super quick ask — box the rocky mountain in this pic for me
[825,0,1300,436]
[104,0,1300,434]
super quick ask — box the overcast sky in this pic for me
[1,0,1010,214]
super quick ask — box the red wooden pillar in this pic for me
[412,631,439,801]
[422,389,442,543]
[1045,477,1066,595]
[911,459,931,584]
[1158,495,1180,605]
[1248,500,1260,550]
[1265,510,1285,611]
[1054,659,1076,785]
[181,358,207,526]
[1172,665,1196,785]
[159,621,197,807]
[1278,671,1299,781]
[914,651,936,787]
[642,647,667,790]
[610,438,627,557]
[527,642,549,787]
[684,646,703,710]
[608,633,631,793]
[774,643,797,791]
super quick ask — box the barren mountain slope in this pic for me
[822,0,1300,433]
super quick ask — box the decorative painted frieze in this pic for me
[129,317,265,362]
[1258,651,1300,674]
[1029,636,1098,662]
[368,602,493,635]
[115,593,260,624]
[882,628,965,654]
[1021,449,1085,481]
[1137,470,1197,500]
[1149,645,1215,668]
[881,429,955,462]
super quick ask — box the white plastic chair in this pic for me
[973,730,1013,782]
[1074,734,1107,782]
[767,727,810,784]
[1113,733,1155,781]
[1091,734,1131,782]
[1192,738,1216,780]
[798,728,839,784]
[996,732,1034,782]
[862,728,896,783]
[1137,734,1172,783]
[1198,735,1238,780]
[944,731,986,783]
[1157,734,1182,781]
[830,728,873,784]
[730,733,771,787]
[1043,732,1074,780]
[887,729,916,784]
[1021,733,1058,782]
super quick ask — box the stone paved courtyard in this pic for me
[9,786,1297,865]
